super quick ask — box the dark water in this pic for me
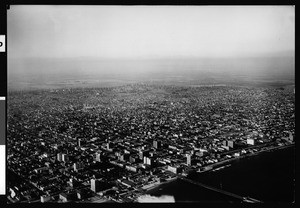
[146,178,242,203]
[148,146,295,203]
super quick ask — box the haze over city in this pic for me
[8,6,295,89]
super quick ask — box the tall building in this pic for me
[148,157,153,166]
[95,152,101,162]
[153,140,161,149]
[62,154,69,162]
[187,154,192,166]
[228,140,234,148]
[57,153,62,161]
[91,179,101,193]
[143,156,147,164]
[143,156,153,166]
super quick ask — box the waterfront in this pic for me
[146,177,242,202]
[148,145,295,203]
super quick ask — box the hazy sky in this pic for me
[8,6,295,59]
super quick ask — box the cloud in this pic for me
[137,194,175,203]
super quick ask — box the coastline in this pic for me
[143,143,294,201]
[199,143,295,172]
[144,176,178,193]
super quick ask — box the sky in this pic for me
[8,6,295,59]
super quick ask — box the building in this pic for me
[40,195,51,203]
[289,132,294,141]
[76,190,87,200]
[139,149,150,160]
[195,151,204,157]
[167,165,182,174]
[168,145,178,150]
[153,140,161,149]
[120,179,135,188]
[247,138,255,145]
[129,155,138,163]
[95,152,101,162]
[223,140,234,148]
[91,179,101,193]
[62,154,69,162]
[73,162,84,172]
[221,145,230,151]
[120,154,129,162]
[125,165,138,172]
[107,142,113,151]
[59,193,69,202]
[143,156,153,166]
[227,140,234,148]
[57,153,62,161]
[67,178,79,188]
[34,166,48,174]
[186,154,192,166]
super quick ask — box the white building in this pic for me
[62,154,69,162]
[41,195,51,203]
[247,138,255,145]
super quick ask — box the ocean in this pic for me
[147,146,295,203]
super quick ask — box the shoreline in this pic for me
[144,176,178,193]
[8,143,294,203]
[198,143,294,173]
[143,143,294,199]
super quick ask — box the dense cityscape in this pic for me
[7,83,295,203]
